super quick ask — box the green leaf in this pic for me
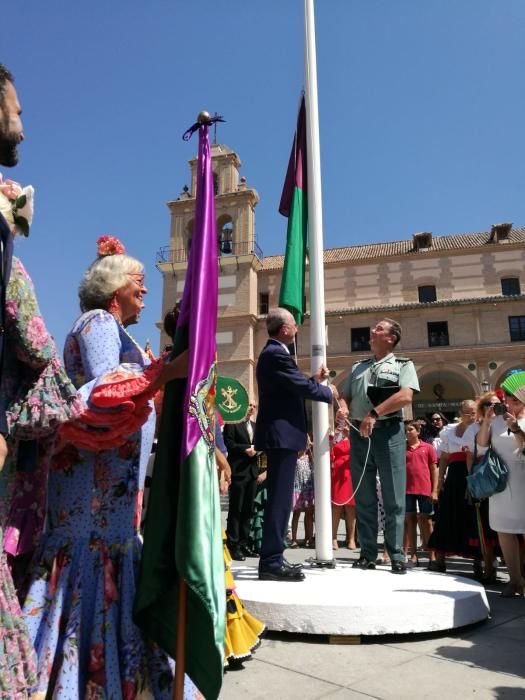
[15,194,26,209]
[13,215,29,237]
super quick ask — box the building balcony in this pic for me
[156,239,264,269]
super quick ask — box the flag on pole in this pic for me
[279,94,308,324]
[134,123,225,700]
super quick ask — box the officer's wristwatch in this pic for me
[369,408,379,420]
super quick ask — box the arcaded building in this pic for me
[157,142,525,417]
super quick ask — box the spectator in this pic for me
[477,373,525,597]
[462,392,503,582]
[404,420,438,566]
[427,400,479,574]
[291,436,315,548]
[330,426,357,550]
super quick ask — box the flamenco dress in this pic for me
[22,310,197,699]
[223,532,265,665]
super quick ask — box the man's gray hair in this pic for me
[79,253,143,312]
[383,317,402,347]
[266,307,292,336]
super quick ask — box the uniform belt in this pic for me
[352,417,403,428]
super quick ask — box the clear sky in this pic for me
[3,1,525,350]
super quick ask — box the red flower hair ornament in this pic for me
[97,235,126,257]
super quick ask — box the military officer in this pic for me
[338,318,419,574]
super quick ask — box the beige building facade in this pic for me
[157,143,525,418]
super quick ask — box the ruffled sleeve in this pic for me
[58,312,162,451]
[5,258,84,439]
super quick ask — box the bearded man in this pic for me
[0,64,24,468]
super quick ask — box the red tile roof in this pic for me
[261,226,525,270]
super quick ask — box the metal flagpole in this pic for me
[304,0,333,566]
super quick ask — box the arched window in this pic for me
[217,215,234,255]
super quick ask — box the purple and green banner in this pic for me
[279,94,308,325]
[134,124,225,700]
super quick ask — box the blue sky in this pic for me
[3,1,525,350]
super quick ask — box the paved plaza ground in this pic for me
[220,513,525,699]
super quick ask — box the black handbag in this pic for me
[466,436,509,500]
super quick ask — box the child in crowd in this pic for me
[330,425,357,549]
[290,436,315,548]
[404,420,438,566]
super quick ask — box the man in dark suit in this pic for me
[0,64,24,470]
[255,308,336,581]
[223,400,258,560]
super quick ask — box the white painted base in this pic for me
[233,561,490,636]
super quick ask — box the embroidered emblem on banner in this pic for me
[189,363,216,449]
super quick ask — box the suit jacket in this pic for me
[223,420,258,480]
[254,339,333,452]
[0,213,13,434]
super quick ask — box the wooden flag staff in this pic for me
[173,577,188,700]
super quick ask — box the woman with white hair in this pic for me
[23,237,194,699]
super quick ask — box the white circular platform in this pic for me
[234,561,490,636]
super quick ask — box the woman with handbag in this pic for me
[462,392,504,582]
[477,372,525,597]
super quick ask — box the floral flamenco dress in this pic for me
[0,257,82,698]
[23,309,197,699]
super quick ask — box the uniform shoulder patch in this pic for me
[395,356,412,363]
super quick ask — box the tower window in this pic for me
[501,278,521,296]
[218,222,233,255]
[418,285,437,303]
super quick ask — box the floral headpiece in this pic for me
[97,235,126,257]
[0,174,34,237]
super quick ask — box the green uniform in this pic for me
[342,353,419,563]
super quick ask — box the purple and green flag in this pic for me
[134,123,225,700]
[279,94,308,325]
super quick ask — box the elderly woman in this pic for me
[477,372,525,597]
[23,237,194,699]
[427,400,478,573]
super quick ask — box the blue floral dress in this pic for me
[23,310,197,699]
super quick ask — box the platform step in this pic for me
[328,635,361,645]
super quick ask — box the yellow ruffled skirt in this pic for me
[223,533,265,664]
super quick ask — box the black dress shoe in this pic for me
[283,559,303,570]
[230,548,246,561]
[391,561,407,575]
[259,566,305,582]
[240,545,256,557]
[352,556,376,570]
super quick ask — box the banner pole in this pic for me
[173,577,188,700]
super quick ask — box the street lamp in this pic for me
[480,380,490,393]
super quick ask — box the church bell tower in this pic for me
[156,142,262,397]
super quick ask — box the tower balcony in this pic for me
[156,239,264,270]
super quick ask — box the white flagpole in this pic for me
[304,0,333,564]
